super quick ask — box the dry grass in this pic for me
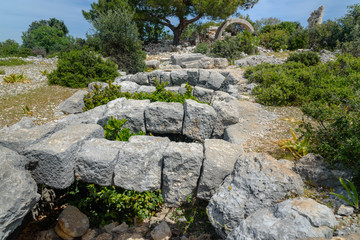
[0,85,78,128]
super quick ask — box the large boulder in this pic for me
[211,100,240,138]
[187,70,199,86]
[207,152,304,238]
[162,142,204,206]
[113,81,140,93]
[0,160,40,240]
[130,72,149,85]
[137,85,156,94]
[57,105,107,127]
[55,205,89,239]
[148,70,165,85]
[57,90,87,114]
[293,153,353,188]
[170,70,189,86]
[227,198,336,240]
[193,86,214,104]
[197,139,243,200]
[24,124,104,189]
[145,102,184,134]
[170,53,205,66]
[75,138,127,186]
[0,145,29,169]
[182,99,217,141]
[205,71,226,90]
[146,60,160,69]
[114,136,170,192]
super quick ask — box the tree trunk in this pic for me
[172,28,182,46]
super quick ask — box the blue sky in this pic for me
[0,0,358,43]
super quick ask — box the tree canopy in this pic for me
[83,0,259,45]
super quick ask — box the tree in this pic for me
[84,0,259,45]
[88,6,146,73]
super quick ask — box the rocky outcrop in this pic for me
[207,152,304,238]
[57,90,87,114]
[146,60,160,69]
[308,6,325,28]
[234,55,285,67]
[227,198,336,240]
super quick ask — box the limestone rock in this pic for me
[75,138,127,186]
[193,86,214,104]
[207,152,304,238]
[145,102,184,134]
[211,100,240,138]
[57,90,87,114]
[214,58,229,69]
[227,197,336,240]
[151,221,172,240]
[130,72,149,85]
[114,136,170,192]
[24,124,104,189]
[148,70,165,85]
[337,205,354,216]
[0,145,29,169]
[293,153,353,188]
[205,71,226,90]
[170,53,205,66]
[146,60,160,69]
[182,99,217,141]
[81,229,99,240]
[197,139,243,200]
[0,161,40,240]
[113,81,139,93]
[58,105,107,127]
[187,70,199,86]
[170,70,189,86]
[235,55,285,67]
[162,142,204,206]
[198,69,211,86]
[137,85,156,94]
[308,6,324,28]
[55,206,89,239]
[211,91,237,103]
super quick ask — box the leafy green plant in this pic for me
[39,70,48,76]
[277,129,309,160]
[48,48,119,88]
[104,117,145,141]
[259,29,288,52]
[3,73,30,83]
[65,181,164,227]
[331,177,359,210]
[286,51,320,66]
[0,69,5,75]
[83,80,198,111]
[194,43,209,54]
[21,105,33,115]
[0,58,29,66]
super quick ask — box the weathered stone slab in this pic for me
[205,71,226,90]
[212,100,240,138]
[146,60,160,69]
[75,138,126,186]
[57,105,107,127]
[0,161,40,240]
[187,70,199,86]
[130,72,149,85]
[197,139,242,200]
[183,99,217,141]
[145,102,184,134]
[198,70,211,86]
[193,86,214,104]
[0,145,29,169]
[113,81,139,93]
[148,70,165,85]
[137,85,156,94]
[212,91,237,103]
[170,70,189,86]
[207,152,304,238]
[24,124,104,189]
[114,136,170,192]
[162,142,203,206]
[57,90,87,114]
[170,53,205,65]
[227,198,336,240]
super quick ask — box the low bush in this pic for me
[194,43,209,54]
[0,58,29,66]
[104,117,145,141]
[342,40,360,57]
[48,48,119,88]
[210,31,258,60]
[83,80,198,111]
[0,69,5,75]
[259,29,288,52]
[65,181,164,227]
[286,51,321,66]
[3,73,30,83]
[245,54,360,176]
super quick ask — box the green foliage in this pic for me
[3,73,30,83]
[0,69,5,75]
[210,31,258,60]
[245,54,360,175]
[331,178,359,210]
[259,29,288,52]
[194,43,209,54]
[88,6,146,74]
[341,40,360,57]
[65,181,164,227]
[104,117,145,141]
[288,28,309,50]
[307,20,343,51]
[277,129,309,160]
[0,39,31,57]
[0,58,29,66]
[83,80,198,111]
[253,17,282,32]
[286,51,320,67]
[48,48,119,88]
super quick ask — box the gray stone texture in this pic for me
[227,197,336,240]
[211,100,240,138]
[198,70,211,86]
[211,91,237,103]
[207,152,304,238]
[214,58,229,69]
[75,138,126,186]
[148,70,164,85]
[113,81,139,93]
[193,86,214,104]
[235,55,285,67]
[130,72,149,85]
[57,105,107,127]
[0,160,40,240]
[145,102,184,134]
[182,99,217,141]
[24,124,104,189]
[170,70,189,86]
[145,60,160,69]
[162,142,204,206]
[205,71,226,90]
[170,53,205,65]
[57,90,87,114]
[187,70,199,86]
[114,136,170,192]
[88,82,109,93]
[0,145,29,169]
[137,85,156,94]
[55,205,89,239]
[197,139,243,200]
[293,153,353,188]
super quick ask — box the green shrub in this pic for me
[288,28,309,50]
[83,80,198,111]
[342,40,360,57]
[286,51,320,66]
[65,181,164,227]
[210,31,258,60]
[259,29,288,52]
[0,58,29,66]
[3,73,30,83]
[48,48,119,88]
[194,43,209,54]
[104,117,145,141]
[307,20,343,51]
[0,69,5,75]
